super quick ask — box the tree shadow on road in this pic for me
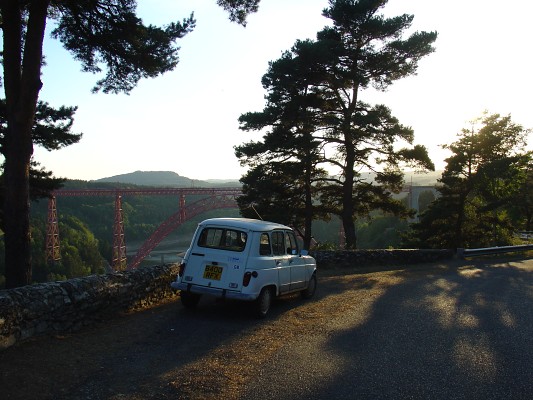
[1,269,370,400]
[6,258,532,400]
[245,258,533,400]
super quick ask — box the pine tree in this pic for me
[407,112,530,249]
[0,0,259,288]
[237,0,437,249]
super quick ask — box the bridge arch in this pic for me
[127,194,239,269]
[47,185,438,270]
[47,188,242,270]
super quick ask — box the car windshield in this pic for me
[197,227,247,252]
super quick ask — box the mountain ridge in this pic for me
[92,170,441,187]
[94,170,241,187]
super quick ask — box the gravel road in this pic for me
[1,258,533,400]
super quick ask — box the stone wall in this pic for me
[310,248,454,269]
[0,263,179,350]
[0,249,454,350]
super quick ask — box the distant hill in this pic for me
[359,170,442,186]
[92,170,440,188]
[94,170,241,187]
[403,170,443,186]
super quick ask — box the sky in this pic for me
[33,0,533,181]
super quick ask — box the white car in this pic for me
[171,218,317,317]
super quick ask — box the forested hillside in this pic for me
[33,179,241,253]
[0,172,435,288]
[0,179,241,288]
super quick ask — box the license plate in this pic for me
[203,265,223,280]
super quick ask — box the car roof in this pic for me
[199,218,292,232]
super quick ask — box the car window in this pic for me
[197,227,247,252]
[285,231,298,254]
[271,231,285,256]
[259,233,271,256]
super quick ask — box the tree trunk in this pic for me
[342,215,357,249]
[4,132,33,288]
[454,193,467,250]
[303,159,313,250]
[342,130,357,249]
[2,1,49,288]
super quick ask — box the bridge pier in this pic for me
[407,185,440,219]
[179,194,186,223]
[45,196,61,262]
[112,195,127,271]
[45,188,242,270]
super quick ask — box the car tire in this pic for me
[301,273,317,299]
[255,287,273,318]
[180,291,201,309]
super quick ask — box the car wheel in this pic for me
[180,291,201,309]
[255,287,273,318]
[301,273,317,299]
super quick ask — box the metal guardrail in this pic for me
[458,244,533,258]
